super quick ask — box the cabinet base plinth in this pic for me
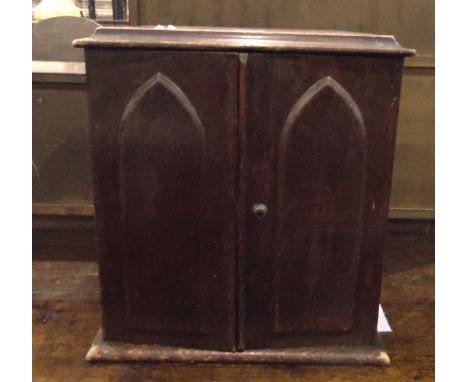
[86,329,390,365]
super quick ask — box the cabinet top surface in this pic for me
[73,25,415,56]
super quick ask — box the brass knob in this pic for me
[251,203,268,220]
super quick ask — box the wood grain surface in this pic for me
[85,49,239,350]
[241,53,404,349]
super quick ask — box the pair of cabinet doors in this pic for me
[86,49,402,351]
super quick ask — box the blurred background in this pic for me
[32,0,434,223]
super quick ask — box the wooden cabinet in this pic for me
[75,27,413,365]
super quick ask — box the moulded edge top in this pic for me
[73,25,415,56]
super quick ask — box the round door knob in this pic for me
[251,203,268,220]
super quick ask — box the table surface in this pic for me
[32,221,434,381]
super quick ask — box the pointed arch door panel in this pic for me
[85,50,238,350]
[241,54,373,349]
[273,76,367,334]
[119,72,208,333]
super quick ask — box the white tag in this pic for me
[377,304,392,332]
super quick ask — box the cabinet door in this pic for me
[239,53,403,349]
[86,50,238,351]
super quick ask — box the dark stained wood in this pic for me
[74,26,415,56]
[32,221,434,380]
[78,28,410,360]
[85,49,239,350]
[119,72,207,333]
[241,53,404,349]
[236,53,249,352]
[273,77,367,333]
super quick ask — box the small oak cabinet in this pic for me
[75,27,413,365]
